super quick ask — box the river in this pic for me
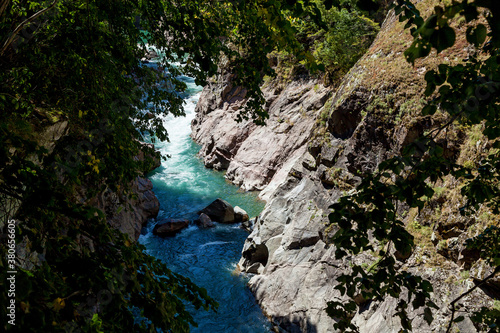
[139,71,272,332]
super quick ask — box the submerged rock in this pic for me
[195,213,215,228]
[153,219,189,237]
[198,198,235,223]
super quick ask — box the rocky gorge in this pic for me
[191,1,498,332]
[4,111,162,272]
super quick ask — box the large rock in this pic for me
[240,170,493,333]
[240,217,256,232]
[135,141,162,172]
[2,115,69,224]
[230,1,497,331]
[198,198,235,223]
[99,141,162,241]
[195,213,215,228]
[153,219,190,237]
[141,49,158,62]
[191,70,253,171]
[234,206,249,223]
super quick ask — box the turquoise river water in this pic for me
[139,72,272,332]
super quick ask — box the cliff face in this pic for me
[89,174,159,241]
[3,112,160,273]
[191,70,330,193]
[192,1,497,332]
[92,142,161,241]
[25,114,160,242]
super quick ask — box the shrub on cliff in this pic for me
[311,0,380,84]
[326,0,500,331]
[272,0,381,85]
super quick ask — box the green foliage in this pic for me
[210,0,326,123]
[290,0,379,84]
[312,2,379,83]
[0,0,330,331]
[466,226,500,267]
[327,0,500,331]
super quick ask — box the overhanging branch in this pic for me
[0,0,58,56]
[0,0,10,19]
[445,265,500,333]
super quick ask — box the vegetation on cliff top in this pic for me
[270,0,383,86]
[326,0,500,331]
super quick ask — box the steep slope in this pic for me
[192,1,498,331]
[2,110,160,243]
[191,71,330,193]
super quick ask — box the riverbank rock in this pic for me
[153,219,190,237]
[195,213,215,228]
[141,49,158,62]
[198,198,235,223]
[100,142,161,241]
[234,206,249,223]
[195,1,496,332]
[135,141,162,172]
[98,176,160,241]
[191,68,330,191]
[240,217,255,232]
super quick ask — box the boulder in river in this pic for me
[198,198,235,223]
[153,219,189,237]
[195,213,215,228]
[142,49,158,62]
[234,206,249,223]
[240,217,256,232]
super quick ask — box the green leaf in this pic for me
[422,104,437,115]
[466,24,487,46]
[323,0,340,10]
[405,39,431,63]
[424,307,434,325]
[430,25,456,53]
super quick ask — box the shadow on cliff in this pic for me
[272,315,319,333]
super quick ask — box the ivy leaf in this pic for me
[430,25,456,53]
[405,39,431,63]
[422,104,437,115]
[466,24,487,46]
[463,4,478,22]
[424,307,434,325]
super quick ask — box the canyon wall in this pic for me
[23,113,160,242]
[192,2,497,332]
[191,71,330,194]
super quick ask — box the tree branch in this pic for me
[0,0,58,56]
[0,187,24,201]
[0,0,10,19]
[445,265,500,333]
